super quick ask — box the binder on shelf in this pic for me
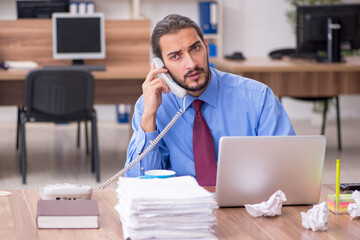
[78,1,86,14]
[199,1,218,34]
[116,104,130,123]
[70,1,95,14]
[208,41,217,57]
[69,2,77,14]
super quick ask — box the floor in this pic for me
[0,118,359,189]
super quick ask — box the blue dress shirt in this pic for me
[125,68,296,177]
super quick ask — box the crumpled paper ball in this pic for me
[348,190,360,220]
[301,202,329,231]
[245,190,287,217]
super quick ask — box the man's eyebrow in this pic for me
[166,41,202,57]
[189,41,201,49]
[167,49,182,57]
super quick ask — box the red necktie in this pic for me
[192,99,217,186]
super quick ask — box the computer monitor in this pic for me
[52,13,105,65]
[17,0,69,18]
[296,4,360,62]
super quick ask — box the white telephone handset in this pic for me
[152,57,187,99]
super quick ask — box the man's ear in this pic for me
[204,39,210,56]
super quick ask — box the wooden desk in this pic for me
[1,185,360,239]
[212,57,360,97]
[0,66,148,106]
[0,19,150,106]
[2,57,360,105]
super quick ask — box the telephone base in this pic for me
[39,183,92,200]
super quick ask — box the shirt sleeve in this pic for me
[125,98,169,177]
[256,87,296,136]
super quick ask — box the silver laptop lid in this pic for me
[215,135,326,207]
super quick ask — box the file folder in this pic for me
[199,1,218,34]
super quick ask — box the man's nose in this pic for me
[184,54,197,70]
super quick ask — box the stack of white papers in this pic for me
[115,176,218,240]
[1,60,38,70]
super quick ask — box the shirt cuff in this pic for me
[134,126,160,154]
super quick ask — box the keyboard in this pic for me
[42,65,106,72]
[340,183,360,191]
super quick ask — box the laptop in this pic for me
[215,135,326,207]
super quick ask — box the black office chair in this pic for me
[18,69,100,184]
[17,112,89,154]
[279,96,342,151]
[268,49,342,151]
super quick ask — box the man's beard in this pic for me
[168,57,211,92]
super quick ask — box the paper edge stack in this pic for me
[114,176,218,240]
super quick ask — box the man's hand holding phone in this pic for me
[141,62,170,132]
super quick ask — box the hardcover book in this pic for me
[37,200,99,229]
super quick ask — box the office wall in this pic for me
[0,0,360,122]
[94,0,294,57]
[222,0,294,57]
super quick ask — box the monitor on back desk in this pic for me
[51,13,106,70]
[215,135,326,207]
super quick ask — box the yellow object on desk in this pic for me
[336,159,340,212]
[327,194,355,213]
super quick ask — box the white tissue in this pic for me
[245,190,287,217]
[301,202,329,231]
[347,190,360,220]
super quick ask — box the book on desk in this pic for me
[37,200,99,229]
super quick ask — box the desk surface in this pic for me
[1,185,360,240]
[212,56,360,72]
[0,65,148,81]
[0,65,149,106]
[1,57,360,105]
[212,57,360,97]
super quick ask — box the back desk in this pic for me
[0,66,147,105]
[212,57,360,97]
[0,19,150,106]
[2,57,360,106]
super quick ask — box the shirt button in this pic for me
[141,167,144,170]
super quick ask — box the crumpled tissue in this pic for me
[347,190,360,220]
[245,190,286,217]
[301,202,329,231]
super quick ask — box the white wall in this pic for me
[222,0,295,57]
[94,0,295,57]
[1,0,360,122]
[92,0,130,19]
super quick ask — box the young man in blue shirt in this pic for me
[125,14,295,181]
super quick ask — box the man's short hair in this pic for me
[151,14,205,59]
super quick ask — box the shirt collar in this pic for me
[178,67,218,110]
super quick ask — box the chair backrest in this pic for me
[24,69,94,117]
